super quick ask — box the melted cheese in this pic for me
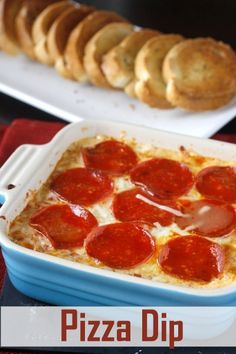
[8,135,236,290]
[136,194,186,217]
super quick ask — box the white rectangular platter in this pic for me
[0,52,235,138]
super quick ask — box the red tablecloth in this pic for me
[0,118,235,354]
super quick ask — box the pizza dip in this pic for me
[8,136,236,289]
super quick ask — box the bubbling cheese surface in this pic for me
[8,135,236,289]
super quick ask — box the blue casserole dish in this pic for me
[0,120,236,306]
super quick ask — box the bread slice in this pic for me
[64,10,127,82]
[124,79,136,97]
[47,4,93,66]
[102,28,159,89]
[32,1,73,65]
[134,34,184,109]
[54,55,74,79]
[166,80,235,111]
[16,0,60,60]
[163,38,236,110]
[84,22,134,88]
[0,0,24,55]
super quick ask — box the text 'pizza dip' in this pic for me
[8,136,236,289]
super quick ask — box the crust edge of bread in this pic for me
[166,79,235,111]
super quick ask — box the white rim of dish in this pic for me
[0,120,235,299]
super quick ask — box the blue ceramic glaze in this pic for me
[2,246,236,306]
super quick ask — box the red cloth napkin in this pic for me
[212,133,236,144]
[0,119,65,166]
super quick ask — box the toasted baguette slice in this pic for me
[16,0,60,60]
[47,4,93,66]
[54,55,74,79]
[134,34,184,109]
[64,10,127,82]
[102,29,159,89]
[0,0,24,55]
[163,38,236,110]
[32,1,73,65]
[84,22,134,88]
[124,79,136,97]
[166,80,234,111]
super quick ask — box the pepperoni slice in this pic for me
[196,166,236,203]
[51,168,113,206]
[113,188,177,226]
[130,158,194,199]
[82,140,138,176]
[158,236,225,282]
[85,222,155,269]
[29,204,98,249]
[176,199,236,237]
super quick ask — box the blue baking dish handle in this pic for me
[0,143,46,204]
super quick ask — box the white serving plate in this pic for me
[0,52,235,138]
